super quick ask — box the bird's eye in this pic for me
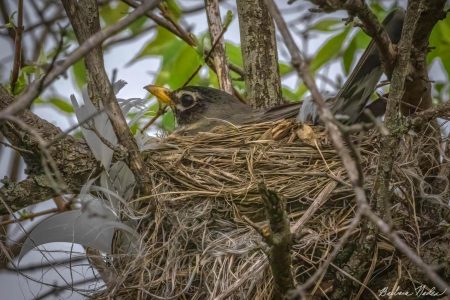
[180,94,195,107]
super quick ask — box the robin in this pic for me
[145,9,404,135]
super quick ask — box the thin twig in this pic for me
[44,108,106,148]
[263,0,325,109]
[308,0,396,75]
[122,0,245,80]
[182,18,229,87]
[141,105,168,133]
[10,0,23,93]
[0,207,60,226]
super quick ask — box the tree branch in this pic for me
[237,0,283,108]
[409,102,450,127]
[10,0,23,93]
[308,0,396,75]
[0,86,98,215]
[263,0,325,109]
[204,0,233,94]
[61,0,158,196]
[251,183,294,298]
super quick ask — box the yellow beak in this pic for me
[144,85,173,106]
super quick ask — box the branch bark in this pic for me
[237,0,282,108]
[263,0,325,109]
[10,0,23,93]
[0,86,98,215]
[246,183,294,299]
[399,0,447,115]
[308,1,396,76]
[204,0,233,94]
[373,0,446,220]
[62,0,157,196]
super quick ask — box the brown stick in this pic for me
[204,0,233,94]
[10,0,23,93]
[62,0,156,197]
[308,0,396,76]
[245,183,294,298]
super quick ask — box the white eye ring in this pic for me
[180,94,195,107]
[174,91,197,111]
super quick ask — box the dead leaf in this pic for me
[296,124,317,146]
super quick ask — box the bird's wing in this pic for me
[331,9,405,124]
[297,9,405,125]
[244,102,302,124]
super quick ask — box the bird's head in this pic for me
[144,85,248,126]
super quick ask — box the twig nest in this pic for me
[103,120,447,300]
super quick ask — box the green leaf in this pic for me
[296,84,308,100]
[100,2,129,26]
[310,19,342,32]
[368,1,386,16]
[128,16,148,35]
[279,62,293,76]
[166,44,202,88]
[310,28,350,71]
[343,34,357,74]
[208,68,219,88]
[198,33,211,57]
[130,27,178,64]
[162,110,175,132]
[20,65,38,75]
[282,86,299,102]
[428,13,450,77]
[164,0,182,20]
[11,69,28,95]
[353,30,371,50]
[35,97,74,113]
[232,80,246,95]
[45,97,74,113]
[72,59,87,90]
[225,42,243,68]
[223,10,233,28]
[129,122,140,135]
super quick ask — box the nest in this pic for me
[98,120,449,299]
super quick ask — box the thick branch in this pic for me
[308,0,396,75]
[374,0,438,218]
[263,0,325,110]
[0,86,98,215]
[0,176,63,215]
[237,0,282,108]
[62,0,156,196]
[410,102,450,128]
[400,0,447,115]
[257,183,294,298]
[204,0,233,94]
